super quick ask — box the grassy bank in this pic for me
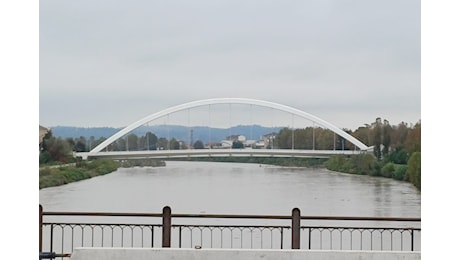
[39,159,167,189]
[39,159,119,189]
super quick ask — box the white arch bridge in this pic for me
[76,98,372,160]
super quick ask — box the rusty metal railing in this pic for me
[39,205,421,259]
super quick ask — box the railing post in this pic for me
[39,205,43,253]
[291,208,301,249]
[162,206,171,248]
[280,227,284,249]
[151,225,155,248]
[411,229,414,251]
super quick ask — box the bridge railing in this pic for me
[39,205,421,259]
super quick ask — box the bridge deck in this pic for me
[76,149,366,160]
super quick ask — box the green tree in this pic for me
[381,162,395,178]
[386,147,410,164]
[336,135,345,151]
[407,152,421,189]
[393,164,408,181]
[352,125,372,147]
[275,128,292,149]
[232,140,244,149]
[372,118,383,160]
[382,119,392,156]
[157,137,168,150]
[193,140,205,149]
[405,121,421,153]
[41,136,73,163]
[350,153,376,175]
[146,132,158,150]
[88,136,96,151]
[126,134,139,151]
[39,130,53,152]
[72,136,87,152]
[316,128,335,150]
[294,128,310,149]
[113,138,126,151]
[391,122,409,149]
[169,138,180,150]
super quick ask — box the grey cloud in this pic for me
[39,0,420,129]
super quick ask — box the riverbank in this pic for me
[39,159,119,189]
[186,157,328,168]
[325,153,421,190]
[39,159,165,189]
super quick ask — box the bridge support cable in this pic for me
[333,133,336,151]
[313,122,315,151]
[146,122,150,151]
[228,103,232,143]
[188,108,191,149]
[250,104,253,141]
[85,98,370,155]
[271,107,274,150]
[166,114,170,150]
[291,114,294,150]
[208,104,211,148]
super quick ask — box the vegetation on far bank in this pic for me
[326,152,421,190]
[178,157,328,168]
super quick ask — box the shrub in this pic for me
[407,152,421,190]
[351,153,376,175]
[381,163,395,178]
[386,148,410,164]
[393,164,408,181]
[326,155,346,172]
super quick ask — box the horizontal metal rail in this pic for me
[39,205,421,259]
[77,149,362,160]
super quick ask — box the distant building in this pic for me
[263,132,277,148]
[225,134,246,142]
[221,133,277,149]
[39,125,49,144]
[220,140,233,148]
[222,134,247,148]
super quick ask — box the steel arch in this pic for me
[89,98,370,154]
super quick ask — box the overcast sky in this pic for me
[39,0,421,130]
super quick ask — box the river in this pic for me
[39,161,420,217]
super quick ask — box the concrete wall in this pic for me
[70,248,421,260]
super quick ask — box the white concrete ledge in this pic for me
[70,248,421,260]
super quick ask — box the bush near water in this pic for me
[39,159,119,189]
[326,153,421,190]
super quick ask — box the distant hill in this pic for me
[50,125,283,143]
